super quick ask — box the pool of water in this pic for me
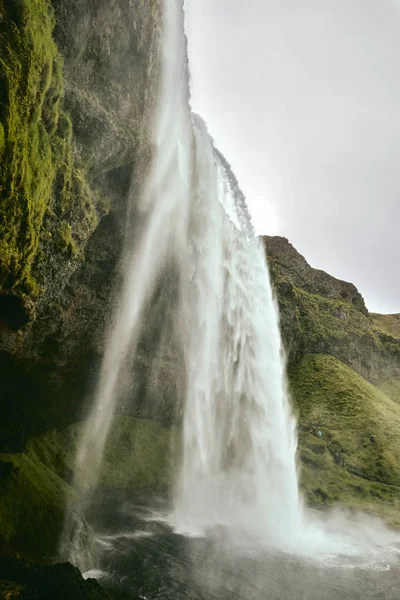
[85,491,400,600]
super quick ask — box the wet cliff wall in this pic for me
[0,0,167,450]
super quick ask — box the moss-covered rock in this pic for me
[0,0,165,451]
[0,0,98,301]
[0,558,113,599]
[0,445,74,558]
[370,313,400,339]
[377,377,400,405]
[0,416,176,558]
[264,236,400,383]
[290,354,400,526]
[30,416,179,490]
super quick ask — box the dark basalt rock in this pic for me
[0,557,114,599]
[0,295,30,331]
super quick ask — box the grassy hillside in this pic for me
[290,354,400,526]
[377,378,400,405]
[370,313,400,339]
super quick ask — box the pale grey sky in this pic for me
[184,0,400,314]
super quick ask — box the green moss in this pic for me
[291,354,400,526]
[292,287,376,349]
[57,221,77,256]
[377,378,400,405]
[0,416,177,557]
[370,313,400,340]
[0,122,5,155]
[0,447,74,558]
[0,0,98,298]
[101,416,179,488]
[298,432,400,528]
[31,416,179,489]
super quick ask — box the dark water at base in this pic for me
[86,491,400,600]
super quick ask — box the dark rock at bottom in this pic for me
[0,557,114,599]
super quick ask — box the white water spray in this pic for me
[73,0,192,493]
[64,0,302,563]
[62,0,193,564]
[173,121,301,542]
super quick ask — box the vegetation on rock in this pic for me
[264,236,400,383]
[0,557,113,599]
[0,417,177,558]
[0,0,98,301]
[370,313,400,339]
[291,354,400,526]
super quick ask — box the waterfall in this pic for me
[64,0,302,564]
[173,121,302,543]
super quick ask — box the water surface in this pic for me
[86,491,400,600]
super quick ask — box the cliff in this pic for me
[264,236,400,383]
[0,0,167,451]
[264,236,400,523]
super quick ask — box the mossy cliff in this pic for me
[0,0,98,306]
[0,0,168,451]
[0,0,185,561]
[263,236,400,524]
[264,236,400,383]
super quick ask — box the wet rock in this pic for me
[0,558,113,600]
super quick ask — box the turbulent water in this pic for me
[83,492,400,600]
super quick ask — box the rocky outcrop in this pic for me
[264,236,400,383]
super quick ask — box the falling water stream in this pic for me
[64,0,400,595]
[172,117,301,542]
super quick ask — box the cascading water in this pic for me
[173,122,302,543]
[62,0,193,565]
[64,0,302,565]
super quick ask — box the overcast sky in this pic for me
[184,0,400,314]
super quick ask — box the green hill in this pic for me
[289,354,400,526]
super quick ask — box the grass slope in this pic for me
[377,378,400,405]
[0,445,73,558]
[370,314,400,340]
[31,416,179,489]
[290,354,400,526]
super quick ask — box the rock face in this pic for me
[0,0,166,450]
[264,236,400,383]
[263,237,400,524]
